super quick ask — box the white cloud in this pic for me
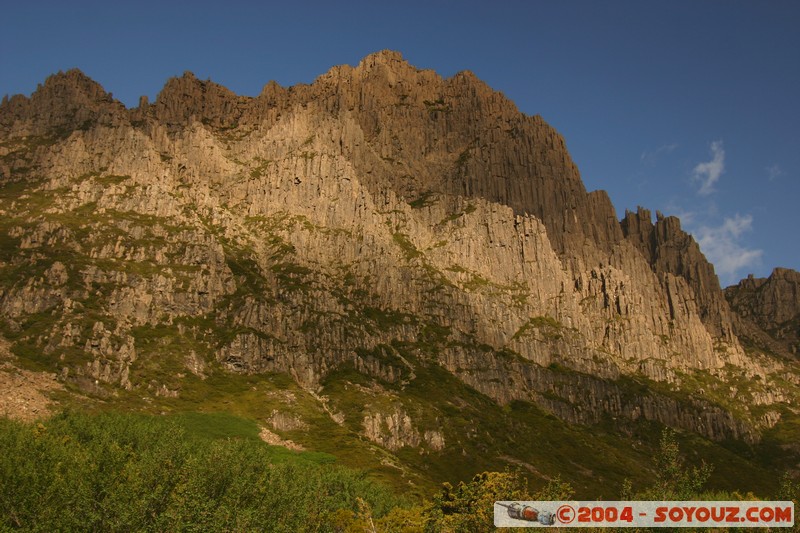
[640,143,678,164]
[692,141,725,196]
[693,213,762,285]
[766,164,783,181]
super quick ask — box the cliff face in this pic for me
[725,268,800,357]
[0,51,797,454]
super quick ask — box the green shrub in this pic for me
[0,411,401,531]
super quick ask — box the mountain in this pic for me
[1,51,797,496]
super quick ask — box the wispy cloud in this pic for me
[693,213,762,285]
[766,164,783,181]
[692,141,725,196]
[640,143,678,164]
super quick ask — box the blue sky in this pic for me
[2,1,798,285]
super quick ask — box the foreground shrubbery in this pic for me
[0,411,399,531]
[2,413,797,532]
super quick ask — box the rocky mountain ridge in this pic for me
[725,268,800,358]
[1,51,798,487]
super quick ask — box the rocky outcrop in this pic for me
[150,72,247,130]
[0,69,127,137]
[726,268,800,356]
[621,207,735,341]
[363,408,445,451]
[259,426,305,451]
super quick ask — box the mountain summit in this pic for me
[1,51,797,494]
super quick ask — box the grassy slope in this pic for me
[45,356,790,501]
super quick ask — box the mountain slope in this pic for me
[1,51,797,495]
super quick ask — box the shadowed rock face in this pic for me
[726,268,800,357]
[0,50,796,446]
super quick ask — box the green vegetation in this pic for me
[5,412,791,532]
[0,411,398,531]
[632,428,713,499]
[423,98,451,115]
[423,471,573,532]
[512,315,564,341]
[440,203,476,224]
[392,232,423,260]
[454,148,471,177]
[270,261,314,293]
[461,273,491,291]
[408,191,435,209]
[360,307,414,331]
[441,264,529,303]
[93,174,130,185]
[249,157,273,179]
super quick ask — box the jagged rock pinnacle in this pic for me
[358,49,407,67]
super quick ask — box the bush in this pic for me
[0,411,401,531]
[627,428,713,500]
[421,470,573,532]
